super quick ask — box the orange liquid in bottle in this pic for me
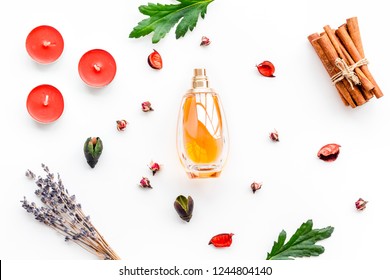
[177,68,228,178]
[182,93,223,164]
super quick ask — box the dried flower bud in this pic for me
[200,36,211,46]
[251,182,262,193]
[83,137,103,168]
[25,169,36,180]
[116,120,128,131]
[269,130,279,142]
[149,161,161,175]
[355,198,368,211]
[139,177,152,189]
[317,143,341,162]
[174,195,194,222]
[141,101,154,112]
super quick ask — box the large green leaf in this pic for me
[266,220,334,260]
[129,0,214,43]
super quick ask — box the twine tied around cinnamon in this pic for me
[331,57,369,88]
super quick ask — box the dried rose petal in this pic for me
[141,101,153,112]
[200,36,211,46]
[116,120,128,131]
[251,182,262,193]
[256,61,275,77]
[149,161,161,175]
[269,130,279,142]
[139,177,152,189]
[355,198,368,211]
[208,233,234,248]
[148,49,162,70]
[317,143,341,162]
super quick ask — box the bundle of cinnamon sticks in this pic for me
[308,17,383,108]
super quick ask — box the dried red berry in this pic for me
[148,49,162,70]
[200,36,211,46]
[139,177,152,189]
[251,182,262,193]
[256,61,275,77]
[116,120,128,131]
[141,101,154,112]
[355,198,368,211]
[208,233,234,248]
[269,129,279,142]
[148,161,161,175]
[317,143,341,162]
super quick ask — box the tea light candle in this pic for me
[26,84,64,123]
[78,49,116,87]
[25,25,64,64]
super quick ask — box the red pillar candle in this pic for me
[26,84,64,123]
[78,49,117,87]
[25,25,64,64]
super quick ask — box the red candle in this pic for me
[25,25,64,64]
[26,84,64,123]
[78,49,117,87]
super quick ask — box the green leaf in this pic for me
[266,220,334,260]
[129,0,214,44]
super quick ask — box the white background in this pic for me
[1,0,390,266]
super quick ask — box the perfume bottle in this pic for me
[177,68,229,178]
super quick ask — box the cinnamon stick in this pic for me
[336,24,383,98]
[346,17,364,58]
[308,33,349,106]
[335,35,374,100]
[316,33,366,106]
[323,25,374,95]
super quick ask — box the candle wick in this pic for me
[93,64,101,72]
[43,95,49,106]
[43,41,51,47]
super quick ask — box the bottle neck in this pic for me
[192,76,209,88]
[192,68,209,89]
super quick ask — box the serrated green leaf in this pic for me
[266,219,334,260]
[267,230,286,259]
[129,0,214,44]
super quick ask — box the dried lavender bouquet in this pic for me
[21,164,120,260]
